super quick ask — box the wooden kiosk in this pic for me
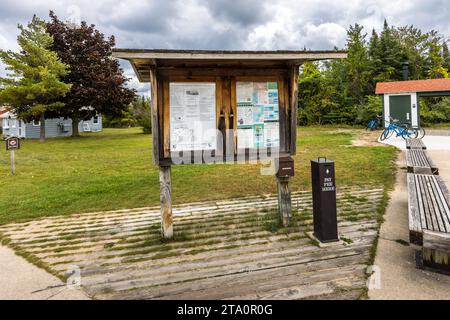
[113,49,347,238]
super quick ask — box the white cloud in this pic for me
[0,0,449,93]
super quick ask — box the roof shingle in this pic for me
[375,78,450,94]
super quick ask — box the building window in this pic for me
[3,119,9,129]
[12,120,16,128]
[32,120,41,127]
[93,115,99,124]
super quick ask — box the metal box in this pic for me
[277,157,295,178]
[311,157,338,243]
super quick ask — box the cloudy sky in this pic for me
[1,0,449,95]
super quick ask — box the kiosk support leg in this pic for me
[159,165,173,239]
[10,150,15,176]
[277,176,292,227]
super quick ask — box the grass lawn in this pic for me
[0,127,398,225]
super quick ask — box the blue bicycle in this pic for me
[367,115,382,131]
[380,118,418,141]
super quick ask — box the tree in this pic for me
[346,24,371,104]
[46,12,135,137]
[426,39,449,78]
[378,20,407,82]
[0,15,70,142]
[298,62,340,125]
[442,41,450,72]
[131,96,152,133]
[394,25,429,79]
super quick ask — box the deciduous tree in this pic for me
[46,11,135,137]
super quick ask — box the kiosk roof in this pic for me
[112,49,347,82]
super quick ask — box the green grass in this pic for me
[0,127,397,225]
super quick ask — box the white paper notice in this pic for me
[170,83,216,152]
[237,128,254,149]
[236,82,253,103]
[264,122,280,148]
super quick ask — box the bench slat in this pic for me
[424,175,445,232]
[433,177,450,232]
[429,175,450,233]
[408,174,422,245]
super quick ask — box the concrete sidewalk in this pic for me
[380,134,450,151]
[369,148,450,300]
[0,245,89,300]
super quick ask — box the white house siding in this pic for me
[2,115,102,139]
[2,118,23,137]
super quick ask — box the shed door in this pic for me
[389,95,411,124]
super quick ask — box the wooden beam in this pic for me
[423,230,450,274]
[290,65,300,155]
[277,176,292,227]
[159,165,173,239]
[112,50,348,61]
[149,68,160,165]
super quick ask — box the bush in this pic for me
[420,97,450,126]
[355,95,382,126]
[131,97,152,134]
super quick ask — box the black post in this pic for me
[402,62,409,81]
[311,158,339,243]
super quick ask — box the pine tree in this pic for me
[395,26,429,79]
[368,29,382,92]
[346,24,371,104]
[443,41,450,71]
[0,15,71,142]
[379,20,406,81]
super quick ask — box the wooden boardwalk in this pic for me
[0,187,384,300]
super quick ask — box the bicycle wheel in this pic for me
[401,128,418,140]
[417,127,426,139]
[380,128,391,141]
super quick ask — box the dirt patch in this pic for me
[352,130,384,147]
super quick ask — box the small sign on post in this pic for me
[6,137,20,175]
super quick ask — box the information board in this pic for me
[236,81,280,149]
[169,83,216,152]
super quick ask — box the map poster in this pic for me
[236,81,280,149]
[169,83,216,152]
[237,102,253,127]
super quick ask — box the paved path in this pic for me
[0,245,89,300]
[369,148,450,300]
[380,135,450,151]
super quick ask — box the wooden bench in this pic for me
[406,139,426,150]
[406,149,439,175]
[408,173,450,273]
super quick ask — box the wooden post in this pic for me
[277,176,292,227]
[159,165,173,239]
[10,150,15,176]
